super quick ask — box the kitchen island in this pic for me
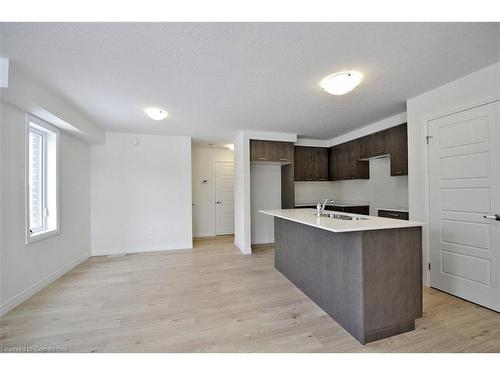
[259,208,423,344]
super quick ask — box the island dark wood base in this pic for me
[274,217,422,344]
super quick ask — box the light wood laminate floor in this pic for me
[1,236,499,352]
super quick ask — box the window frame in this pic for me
[25,114,61,244]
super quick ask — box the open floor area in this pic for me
[1,236,499,353]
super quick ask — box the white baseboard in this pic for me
[235,239,252,255]
[91,242,193,256]
[193,232,215,238]
[0,253,89,317]
[252,239,274,246]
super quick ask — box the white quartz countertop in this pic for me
[259,208,423,233]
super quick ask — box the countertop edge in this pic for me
[259,209,423,233]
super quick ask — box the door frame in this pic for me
[213,161,234,236]
[423,96,500,287]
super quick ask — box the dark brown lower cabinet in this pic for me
[325,205,370,215]
[295,205,370,215]
[378,209,409,220]
[274,218,422,344]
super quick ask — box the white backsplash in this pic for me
[294,157,408,216]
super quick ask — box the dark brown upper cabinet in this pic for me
[250,140,294,163]
[387,123,408,176]
[294,146,329,181]
[314,148,329,181]
[327,123,407,181]
[250,140,273,161]
[329,140,369,181]
[273,141,294,163]
[359,135,373,159]
[371,129,390,157]
[329,145,341,181]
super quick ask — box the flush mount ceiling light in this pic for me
[144,107,169,120]
[319,71,363,95]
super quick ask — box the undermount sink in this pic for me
[316,213,369,221]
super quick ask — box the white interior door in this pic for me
[215,162,234,235]
[428,100,500,311]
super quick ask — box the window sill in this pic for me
[26,228,60,244]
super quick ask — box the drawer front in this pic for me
[324,206,369,215]
[378,209,409,220]
[324,206,345,212]
[343,206,370,215]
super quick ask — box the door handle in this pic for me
[216,201,222,204]
[483,214,500,221]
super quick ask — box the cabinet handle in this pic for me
[305,178,313,181]
[484,214,500,221]
[373,149,385,155]
[279,158,289,161]
[258,157,268,160]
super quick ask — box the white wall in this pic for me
[192,146,233,237]
[91,132,193,255]
[251,164,281,244]
[234,132,251,254]
[1,101,91,315]
[295,157,409,215]
[407,62,500,286]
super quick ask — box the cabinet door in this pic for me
[372,129,390,156]
[388,124,408,176]
[329,145,342,180]
[314,148,329,181]
[336,143,348,180]
[378,209,409,220]
[349,140,363,179]
[344,206,370,215]
[273,142,294,163]
[250,140,273,161]
[359,135,373,159]
[294,146,304,180]
[294,147,315,181]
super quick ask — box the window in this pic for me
[26,115,60,243]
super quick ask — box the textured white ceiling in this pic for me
[1,23,499,141]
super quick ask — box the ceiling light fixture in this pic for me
[319,71,363,95]
[225,144,234,151]
[144,107,169,120]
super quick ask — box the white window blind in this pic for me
[29,128,46,233]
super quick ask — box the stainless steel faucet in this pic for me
[317,197,335,216]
